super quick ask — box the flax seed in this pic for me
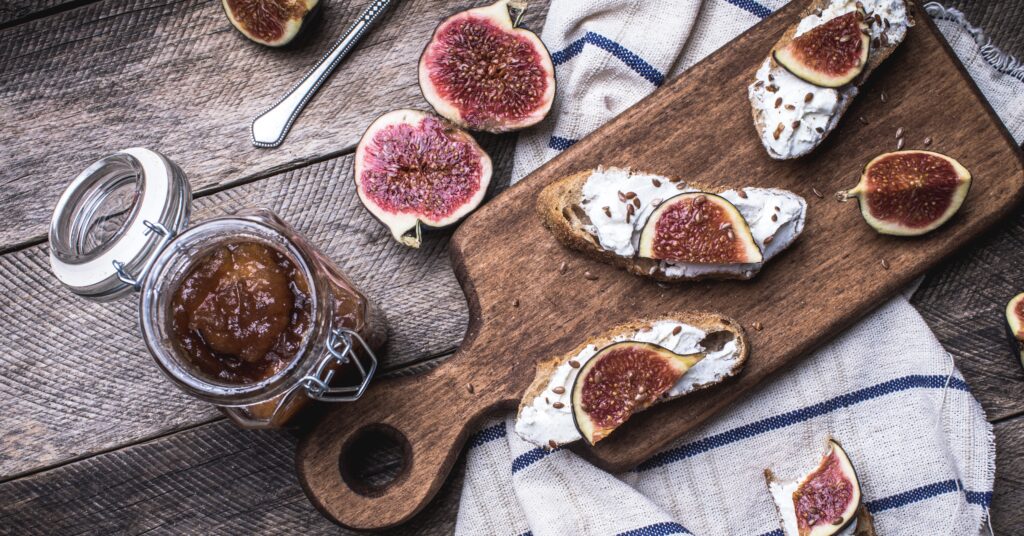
[583,271,598,281]
[752,321,764,331]
[737,189,748,199]
[553,386,566,395]
[467,384,475,394]
[569,360,581,368]
[553,402,564,409]
[812,187,824,199]
[881,258,890,270]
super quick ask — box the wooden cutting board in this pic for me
[296,2,1024,530]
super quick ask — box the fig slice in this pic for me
[418,0,556,133]
[354,109,492,248]
[838,150,972,236]
[1008,292,1024,368]
[767,439,863,536]
[773,10,870,88]
[638,193,763,264]
[571,341,703,445]
[222,0,319,47]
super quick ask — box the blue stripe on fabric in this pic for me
[636,375,970,472]
[756,530,785,536]
[550,31,665,86]
[615,521,691,535]
[549,136,578,151]
[468,422,506,449]
[512,446,562,473]
[724,0,773,19]
[516,532,532,536]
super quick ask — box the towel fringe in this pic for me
[924,2,1024,83]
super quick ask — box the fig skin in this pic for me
[773,10,870,88]
[354,109,493,248]
[222,0,320,47]
[766,438,863,536]
[1008,292,1024,369]
[838,150,972,237]
[418,0,556,133]
[638,192,763,264]
[570,341,703,445]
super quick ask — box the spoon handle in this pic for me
[251,0,399,148]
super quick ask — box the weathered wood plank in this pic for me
[911,201,1024,420]
[0,0,548,251]
[1,410,1020,534]
[0,124,520,478]
[0,1,85,27]
[0,417,466,535]
[991,414,1024,534]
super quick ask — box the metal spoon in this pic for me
[251,0,399,148]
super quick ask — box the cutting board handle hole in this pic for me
[338,424,412,497]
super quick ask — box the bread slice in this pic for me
[750,0,914,159]
[537,168,805,282]
[514,312,748,447]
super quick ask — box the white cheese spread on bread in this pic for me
[514,320,741,447]
[748,0,911,159]
[580,167,806,278]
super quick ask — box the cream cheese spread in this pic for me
[580,167,806,279]
[748,0,911,159]
[514,320,741,447]
[769,479,859,536]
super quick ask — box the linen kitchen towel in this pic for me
[456,1,1024,535]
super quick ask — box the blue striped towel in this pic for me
[456,1,1024,535]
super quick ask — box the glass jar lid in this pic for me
[49,148,191,301]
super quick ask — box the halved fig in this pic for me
[838,150,972,236]
[354,109,492,248]
[1008,292,1024,368]
[418,0,556,133]
[222,0,319,47]
[638,193,763,264]
[773,10,870,88]
[767,439,863,536]
[571,341,703,445]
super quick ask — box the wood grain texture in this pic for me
[911,202,1024,421]
[0,127,522,479]
[296,3,1024,529]
[0,418,466,535]
[0,0,88,27]
[2,402,1021,534]
[0,0,548,251]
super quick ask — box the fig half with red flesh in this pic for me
[571,342,703,445]
[222,0,319,47]
[1008,292,1024,369]
[638,193,763,264]
[773,10,870,88]
[418,0,556,133]
[839,150,971,236]
[354,109,492,248]
[768,439,863,536]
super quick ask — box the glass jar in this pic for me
[49,148,386,428]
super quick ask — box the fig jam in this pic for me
[170,241,311,384]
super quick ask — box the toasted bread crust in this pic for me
[751,0,914,159]
[537,169,757,282]
[517,312,748,419]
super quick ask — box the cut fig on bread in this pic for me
[536,167,806,282]
[766,439,873,536]
[571,342,704,445]
[748,0,914,159]
[514,313,748,448]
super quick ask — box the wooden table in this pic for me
[0,1,1021,533]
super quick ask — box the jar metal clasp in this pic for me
[301,327,378,402]
[111,221,176,291]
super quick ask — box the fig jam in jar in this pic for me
[50,148,386,428]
